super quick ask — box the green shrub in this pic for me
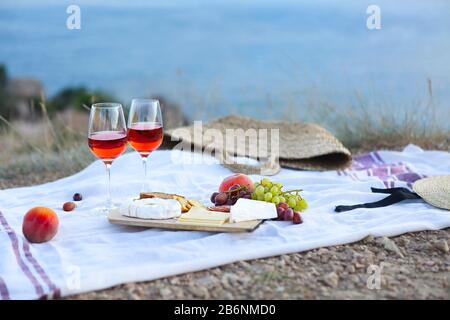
[0,64,15,119]
[47,87,117,114]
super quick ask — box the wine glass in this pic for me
[127,99,164,192]
[88,103,128,212]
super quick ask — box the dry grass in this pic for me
[0,92,448,188]
[314,103,449,152]
[285,81,449,152]
[0,103,94,183]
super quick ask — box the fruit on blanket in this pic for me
[278,202,289,211]
[297,198,308,211]
[287,197,296,209]
[228,184,241,196]
[275,203,303,224]
[254,185,265,197]
[218,174,254,193]
[261,178,272,187]
[22,207,59,243]
[73,193,82,201]
[214,192,228,206]
[284,208,294,221]
[264,192,273,202]
[210,192,219,204]
[63,202,76,212]
[276,206,286,220]
[252,178,308,212]
[211,184,253,206]
[293,211,303,224]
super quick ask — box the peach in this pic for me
[218,173,254,193]
[22,207,59,243]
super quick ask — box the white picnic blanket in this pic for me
[0,145,449,299]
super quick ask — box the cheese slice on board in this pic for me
[230,198,277,223]
[178,206,230,226]
[119,198,182,219]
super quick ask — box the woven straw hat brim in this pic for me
[164,115,352,171]
[413,175,450,210]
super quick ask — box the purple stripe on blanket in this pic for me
[373,151,384,163]
[346,151,424,188]
[0,211,60,299]
[22,241,61,299]
[0,212,45,297]
[351,153,378,169]
[396,172,423,184]
[0,277,10,300]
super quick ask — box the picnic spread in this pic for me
[0,144,449,299]
[0,109,449,300]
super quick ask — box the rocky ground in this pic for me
[66,230,449,300]
[2,163,449,300]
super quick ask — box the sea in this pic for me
[0,0,449,123]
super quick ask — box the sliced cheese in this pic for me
[119,198,182,220]
[178,206,229,226]
[230,198,277,223]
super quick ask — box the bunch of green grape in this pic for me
[251,178,308,212]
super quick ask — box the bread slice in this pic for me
[139,192,192,212]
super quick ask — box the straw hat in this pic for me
[164,115,352,174]
[413,176,450,210]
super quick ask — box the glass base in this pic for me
[141,182,151,193]
[96,202,117,215]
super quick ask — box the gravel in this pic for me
[375,236,404,257]
[66,230,450,300]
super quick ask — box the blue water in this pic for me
[1,0,449,122]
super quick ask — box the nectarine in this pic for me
[22,207,59,243]
[218,173,254,193]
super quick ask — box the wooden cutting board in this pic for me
[108,209,263,233]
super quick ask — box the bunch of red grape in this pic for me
[276,202,303,224]
[210,184,252,206]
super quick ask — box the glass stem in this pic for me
[106,163,112,209]
[142,157,148,192]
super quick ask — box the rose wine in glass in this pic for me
[88,132,128,164]
[127,123,163,158]
[88,103,127,212]
[127,99,163,191]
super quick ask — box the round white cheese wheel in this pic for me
[119,198,182,220]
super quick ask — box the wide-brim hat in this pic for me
[413,175,450,210]
[164,115,352,174]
